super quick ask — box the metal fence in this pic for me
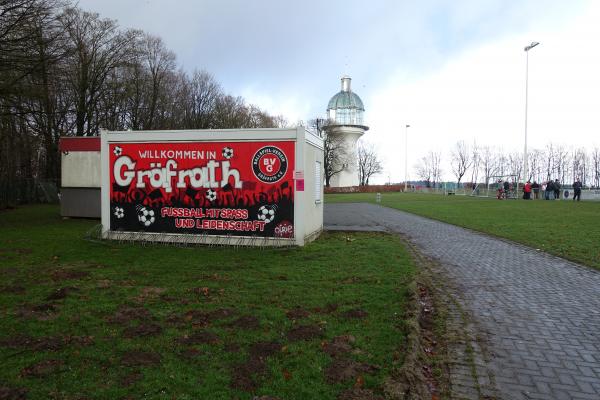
[0,178,59,209]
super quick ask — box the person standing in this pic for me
[553,179,561,200]
[523,181,532,200]
[573,178,582,201]
[503,180,510,199]
[531,181,540,199]
[545,180,553,200]
[497,179,504,199]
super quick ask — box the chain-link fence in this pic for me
[0,179,59,209]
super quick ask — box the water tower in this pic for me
[325,76,369,187]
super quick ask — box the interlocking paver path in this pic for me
[325,203,600,400]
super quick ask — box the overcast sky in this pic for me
[77,0,599,182]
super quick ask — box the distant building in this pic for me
[325,76,369,187]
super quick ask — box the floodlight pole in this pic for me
[523,41,539,194]
[404,124,410,191]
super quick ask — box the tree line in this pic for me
[0,0,286,206]
[416,141,600,188]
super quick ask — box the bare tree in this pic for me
[480,146,497,185]
[60,7,140,135]
[357,140,383,186]
[309,118,349,187]
[592,147,600,188]
[451,140,472,185]
[469,141,480,185]
[415,151,441,188]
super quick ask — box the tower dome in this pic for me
[326,76,367,127]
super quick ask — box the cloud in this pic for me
[366,1,600,182]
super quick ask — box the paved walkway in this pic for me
[325,203,600,400]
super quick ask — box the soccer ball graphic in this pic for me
[257,205,276,224]
[206,189,217,202]
[113,206,124,219]
[136,205,155,227]
[113,146,122,156]
[222,146,234,159]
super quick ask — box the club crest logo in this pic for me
[252,146,288,183]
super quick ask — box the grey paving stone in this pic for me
[325,203,600,400]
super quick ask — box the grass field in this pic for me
[326,192,600,269]
[0,205,415,400]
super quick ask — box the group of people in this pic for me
[497,178,583,201]
[524,179,583,201]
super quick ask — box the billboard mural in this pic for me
[109,141,295,238]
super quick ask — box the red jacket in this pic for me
[524,183,532,193]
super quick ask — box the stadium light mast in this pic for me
[404,124,410,191]
[523,41,540,190]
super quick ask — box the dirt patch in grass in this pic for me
[122,322,163,338]
[0,335,94,352]
[13,248,33,255]
[325,357,379,383]
[321,335,356,357]
[120,350,161,367]
[178,347,203,360]
[337,388,384,400]
[134,287,166,302]
[230,341,281,392]
[286,324,324,342]
[15,303,59,320]
[46,286,78,301]
[108,305,153,325]
[0,285,26,294]
[223,343,241,353]
[226,315,260,330]
[120,370,143,387]
[341,308,369,320]
[206,308,235,320]
[285,307,310,320]
[50,269,90,282]
[0,386,28,399]
[167,308,235,328]
[312,303,339,314]
[177,330,220,346]
[20,359,63,378]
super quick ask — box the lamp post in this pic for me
[404,124,410,191]
[523,41,539,189]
